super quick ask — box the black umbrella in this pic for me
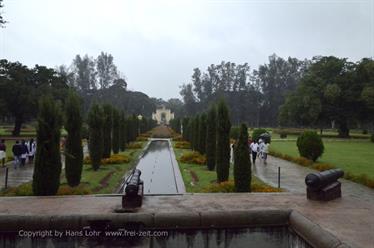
[259,132,271,143]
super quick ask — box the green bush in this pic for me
[296,131,324,162]
[230,126,240,140]
[252,128,267,141]
[371,133,374,143]
[279,132,287,139]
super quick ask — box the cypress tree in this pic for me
[64,91,83,187]
[119,111,126,152]
[102,104,113,158]
[32,96,63,196]
[206,105,217,171]
[87,104,104,171]
[112,108,120,154]
[216,99,231,183]
[198,113,207,154]
[234,123,251,192]
[193,115,200,151]
[182,117,189,140]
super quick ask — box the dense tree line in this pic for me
[180,54,308,127]
[180,55,374,135]
[0,60,69,135]
[279,57,374,137]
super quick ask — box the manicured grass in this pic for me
[0,142,146,196]
[61,150,141,194]
[173,146,281,192]
[270,139,374,180]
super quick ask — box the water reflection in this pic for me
[0,227,312,248]
[135,140,178,194]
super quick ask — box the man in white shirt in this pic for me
[249,141,259,164]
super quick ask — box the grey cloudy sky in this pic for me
[1,0,373,100]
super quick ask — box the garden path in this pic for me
[0,162,34,189]
[253,155,374,205]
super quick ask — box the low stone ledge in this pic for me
[200,210,290,228]
[289,210,346,248]
[153,212,200,228]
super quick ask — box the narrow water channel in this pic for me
[131,139,182,194]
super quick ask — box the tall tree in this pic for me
[180,83,196,116]
[64,91,83,187]
[102,104,113,158]
[112,107,120,154]
[96,52,118,89]
[0,0,6,27]
[198,113,207,154]
[119,110,126,152]
[279,56,363,137]
[234,124,251,192]
[32,96,62,195]
[206,105,217,171]
[87,104,104,171]
[216,99,231,183]
[192,115,200,151]
[72,55,97,91]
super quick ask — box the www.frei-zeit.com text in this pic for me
[18,229,169,238]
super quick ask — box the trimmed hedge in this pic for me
[296,131,324,162]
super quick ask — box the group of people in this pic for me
[0,139,36,169]
[249,138,270,165]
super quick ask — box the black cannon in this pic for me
[305,169,344,201]
[122,169,144,209]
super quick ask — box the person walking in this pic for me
[27,138,36,164]
[12,141,22,169]
[261,141,270,165]
[250,140,259,164]
[0,139,6,167]
[20,140,29,167]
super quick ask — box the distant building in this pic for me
[152,105,174,125]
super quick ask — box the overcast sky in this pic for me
[1,0,373,100]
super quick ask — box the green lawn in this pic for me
[173,146,281,192]
[1,142,146,196]
[270,139,374,179]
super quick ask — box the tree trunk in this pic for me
[12,116,23,136]
[337,119,350,138]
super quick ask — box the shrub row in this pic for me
[126,142,143,149]
[0,182,91,196]
[273,128,370,139]
[269,151,374,188]
[201,180,282,193]
[179,151,207,165]
[175,141,191,149]
[84,154,131,165]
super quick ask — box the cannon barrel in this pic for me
[305,169,344,190]
[125,169,142,196]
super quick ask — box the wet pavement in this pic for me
[133,139,185,195]
[0,163,34,189]
[252,155,374,205]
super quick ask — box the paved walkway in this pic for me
[253,155,374,205]
[0,163,34,189]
